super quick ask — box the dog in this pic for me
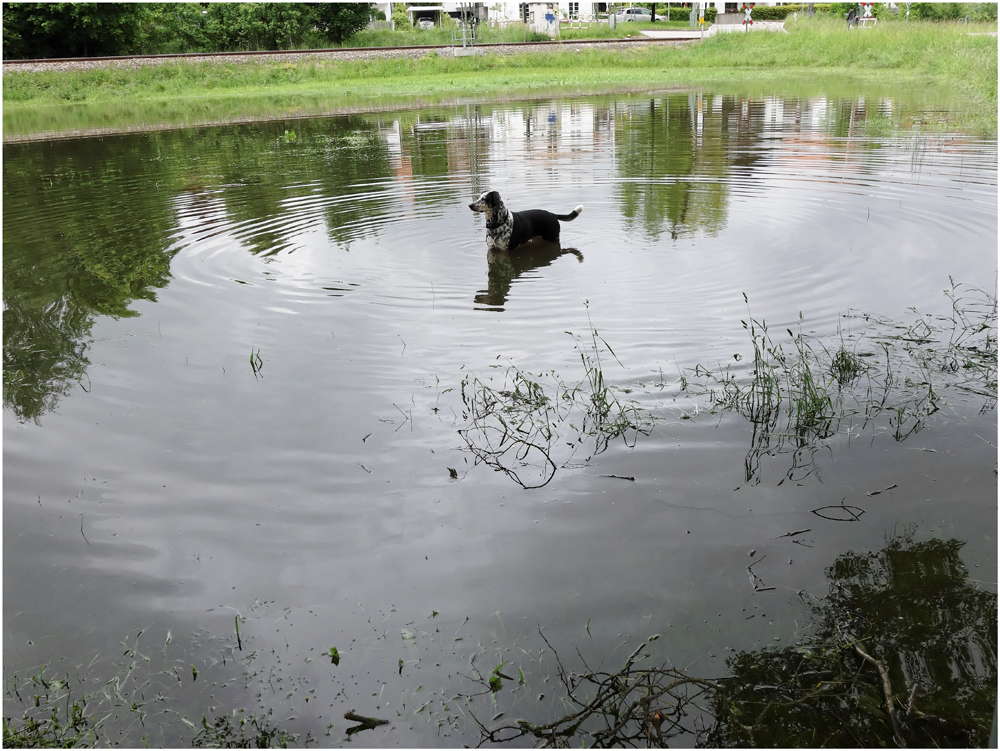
[469,191,583,251]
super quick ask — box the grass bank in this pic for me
[3,19,996,139]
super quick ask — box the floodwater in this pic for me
[3,91,997,746]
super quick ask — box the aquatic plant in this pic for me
[458,313,651,488]
[2,624,304,748]
[683,282,997,485]
[249,347,263,379]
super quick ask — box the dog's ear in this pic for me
[487,191,500,206]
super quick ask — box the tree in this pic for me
[2,2,153,59]
[141,4,213,55]
[203,3,316,52]
[310,3,373,45]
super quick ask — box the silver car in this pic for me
[616,7,652,22]
[417,17,435,29]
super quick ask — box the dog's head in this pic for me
[468,191,505,223]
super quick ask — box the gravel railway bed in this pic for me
[3,38,684,74]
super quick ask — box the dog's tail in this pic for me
[555,205,583,222]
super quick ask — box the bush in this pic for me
[202,4,301,51]
[966,3,999,21]
[391,3,411,30]
[908,3,976,20]
[747,5,792,21]
[311,3,372,45]
[773,3,835,15]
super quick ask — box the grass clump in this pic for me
[829,345,867,386]
[2,669,95,748]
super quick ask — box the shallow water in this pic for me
[3,91,997,745]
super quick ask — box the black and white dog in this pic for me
[469,191,583,251]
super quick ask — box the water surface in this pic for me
[4,91,996,746]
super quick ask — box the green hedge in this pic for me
[745,6,792,21]
[767,3,835,15]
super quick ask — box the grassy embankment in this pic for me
[3,18,996,139]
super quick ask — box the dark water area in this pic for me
[3,91,996,746]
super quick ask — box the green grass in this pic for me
[3,18,996,138]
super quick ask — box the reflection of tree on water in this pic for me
[2,118,400,421]
[471,530,996,748]
[473,241,583,310]
[3,302,93,424]
[709,532,996,748]
[615,93,734,241]
[3,138,177,423]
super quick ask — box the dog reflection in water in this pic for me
[474,239,584,310]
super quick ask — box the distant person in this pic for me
[847,7,857,27]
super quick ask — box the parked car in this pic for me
[615,7,652,22]
[416,17,435,29]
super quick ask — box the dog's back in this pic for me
[470,191,583,251]
[510,206,583,249]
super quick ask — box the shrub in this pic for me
[747,5,792,21]
[391,3,411,29]
[774,3,835,15]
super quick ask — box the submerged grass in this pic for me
[3,625,303,748]
[455,282,996,490]
[458,312,651,488]
[3,18,996,137]
[682,281,996,485]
